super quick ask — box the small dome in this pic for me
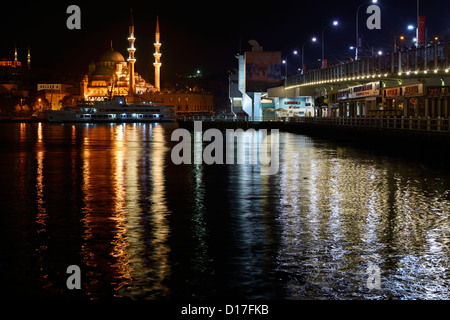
[98,48,125,63]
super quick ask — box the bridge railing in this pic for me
[286,116,450,132]
[182,116,450,133]
[286,42,450,87]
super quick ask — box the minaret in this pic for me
[27,45,31,69]
[153,16,162,92]
[127,9,136,96]
[14,44,18,67]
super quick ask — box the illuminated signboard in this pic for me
[427,87,450,97]
[338,82,380,100]
[245,51,282,92]
[38,84,61,91]
[348,82,380,99]
[383,84,424,97]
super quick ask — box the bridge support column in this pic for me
[431,99,436,117]
[437,99,442,117]
[444,98,449,118]
[338,102,343,117]
[425,98,430,117]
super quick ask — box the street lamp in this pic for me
[404,24,419,46]
[283,50,301,78]
[322,20,339,68]
[416,0,420,47]
[394,35,406,52]
[356,0,379,61]
[302,37,317,74]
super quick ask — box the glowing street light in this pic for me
[322,20,339,68]
[302,36,318,74]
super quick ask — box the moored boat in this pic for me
[45,99,176,123]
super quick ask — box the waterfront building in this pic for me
[0,44,30,86]
[0,44,31,115]
[336,82,382,117]
[36,84,75,110]
[233,40,282,120]
[142,88,214,117]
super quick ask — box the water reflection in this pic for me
[276,135,450,299]
[78,123,171,298]
[0,123,449,300]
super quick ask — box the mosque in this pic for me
[79,12,214,115]
[80,12,160,101]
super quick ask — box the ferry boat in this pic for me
[45,98,176,123]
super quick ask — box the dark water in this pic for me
[0,122,449,300]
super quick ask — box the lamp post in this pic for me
[302,37,317,74]
[322,20,339,68]
[416,0,420,47]
[394,35,405,52]
[356,0,378,61]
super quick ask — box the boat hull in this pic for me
[45,103,176,123]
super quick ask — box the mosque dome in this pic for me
[98,48,126,63]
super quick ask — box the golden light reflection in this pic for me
[35,122,47,235]
[110,124,133,293]
[34,123,50,290]
[146,124,171,296]
[78,123,172,298]
[19,122,26,142]
[35,149,47,234]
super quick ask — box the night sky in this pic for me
[1,0,449,82]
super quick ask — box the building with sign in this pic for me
[37,83,76,110]
[141,88,214,117]
[382,82,425,117]
[232,40,282,120]
[336,82,382,117]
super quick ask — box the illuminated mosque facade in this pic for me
[80,11,160,101]
[78,12,214,116]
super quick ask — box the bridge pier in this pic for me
[445,99,449,118]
